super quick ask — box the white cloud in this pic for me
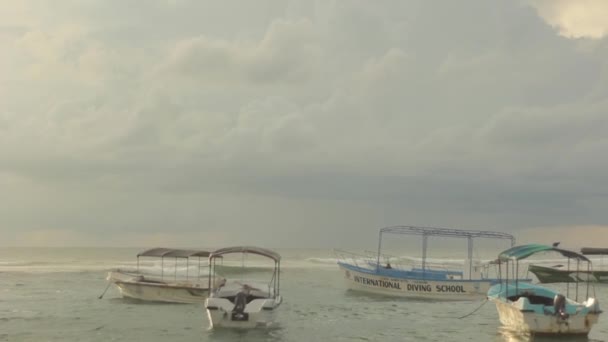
[527,0,608,39]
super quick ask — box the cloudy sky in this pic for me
[1,0,608,248]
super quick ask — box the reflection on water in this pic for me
[497,326,594,342]
[343,288,455,303]
[107,297,195,305]
[496,327,532,342]
[205,325,285,342]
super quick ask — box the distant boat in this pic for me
[336,226,523,300]
[106,248,222,303]
[204,246,282,329]
[528,247,608,283]
[487,244,601,336]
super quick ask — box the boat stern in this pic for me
[205,297,281,329]
[490,296,601,335]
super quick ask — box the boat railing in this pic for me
[117,259,213,282]
[334,249,378,269]
[116,268,211,284]
[363,250,465,273]
[361,250,414,271]
[362,250,410,271]
[335,248,461,274]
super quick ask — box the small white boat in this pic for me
[205,246,282,329]
[107,248,221,303]
[337,226,520,300]
[487,244,602,336]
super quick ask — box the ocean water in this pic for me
[1,247,607,342]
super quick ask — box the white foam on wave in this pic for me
[4,254,600,273]
[0,259,135,273]
[304,257,339,265]
[0,260,32,266]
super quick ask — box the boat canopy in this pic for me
[498,244,590,262]
[376,226,515,276]
[380,226,515,244]
[210,246,281,262]
[137,248,212,258]
[581,247,608,255]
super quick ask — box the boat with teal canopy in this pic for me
[487,244,601,336]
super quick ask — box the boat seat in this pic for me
[507,294,554,306]
[223,294,266,304]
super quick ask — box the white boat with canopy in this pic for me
[487,244,602,336]
[337,226,519,300]
[106,248,223,303]
[205,246,282,329]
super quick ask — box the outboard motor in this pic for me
[554,294,569,319]
[233,291,248,313]
[231,291,249,321]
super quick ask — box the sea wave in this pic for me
[0,260,134,273]
[3,253,594,273]
[0,260,59,267]
[304,257,338,265]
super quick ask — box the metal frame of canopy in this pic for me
[497,244,594,302]
[136,248,212,281]
[207,246,281,298]
[376,226,516,279]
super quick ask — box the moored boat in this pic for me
[204,246,282,329]
[106,248,221,303]
[487,244,602,336]
[337,226,520,300]
[529,247,608,283]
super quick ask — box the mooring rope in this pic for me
[98,280,112,299]
[458,298,488,319]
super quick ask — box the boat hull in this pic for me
[205,296,282,328]
[108,271,210,304]
[529,264,608,283]
[490,297,600,335]
[338,263,492,300]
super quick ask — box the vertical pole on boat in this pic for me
[186,257,189,281]
[505,260,509,299]
[161,257,164,280]
[467,236,473,280]
[422,234,428,278]
[198,257,201,281]
[512,262,515,285]
[376,229,383,273]
[277,260,280,296]
[515,260,519,295]
[586,261,590,299]
[567,258,570,298]
[498,260,502,288]
[208,257,213,292]
[575,258,580,302]
[241,252,245,284]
